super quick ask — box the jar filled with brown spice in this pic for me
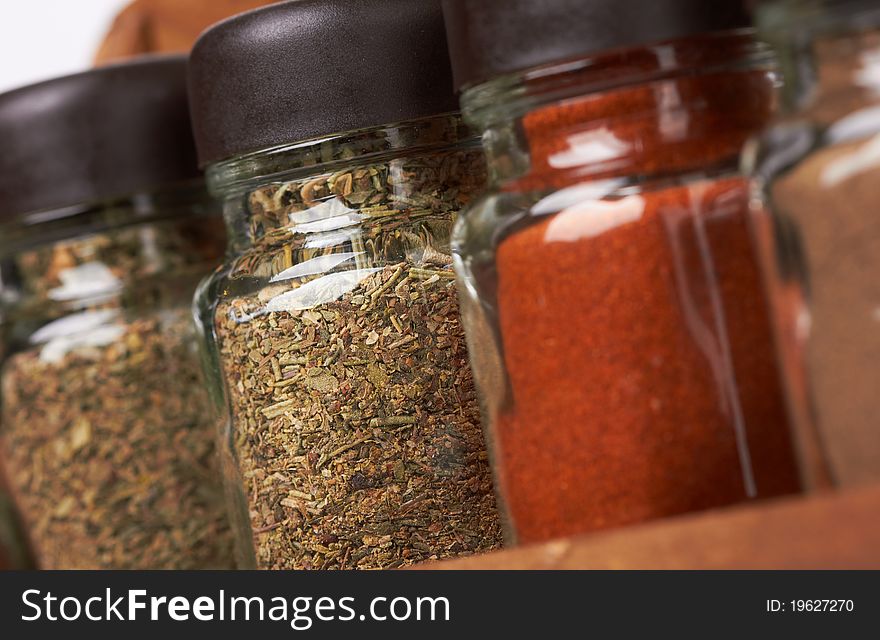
[746,0,880,487]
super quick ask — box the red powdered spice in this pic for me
[490,42,802,544]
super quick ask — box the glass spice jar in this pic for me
[442,0,805,545]
[0,57,234,569]
[188,0,502,570]
[745,0,880,488]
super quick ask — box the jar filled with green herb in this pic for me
[189,0,502,570]
[0,56,234,569]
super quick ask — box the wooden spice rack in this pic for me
[422,485,880,569]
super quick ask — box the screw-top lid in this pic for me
[441,0,753,91]
[0,55,200,220]
[188,0,460,167]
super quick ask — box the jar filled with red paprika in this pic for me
[442,0,804,545]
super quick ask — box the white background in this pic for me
[0,0,131,94]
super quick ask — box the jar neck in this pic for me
[0,182,222,315]
[462,32,777,189]
[757,0,880,120]
[206,114,479,253]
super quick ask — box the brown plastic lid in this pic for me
[441,0,753,91]
[187,0,460,167]
[0,55,200,220]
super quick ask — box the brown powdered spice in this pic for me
[771,139,880,486]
